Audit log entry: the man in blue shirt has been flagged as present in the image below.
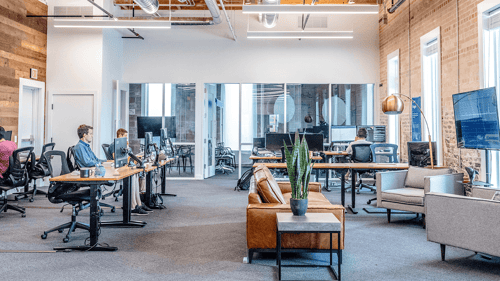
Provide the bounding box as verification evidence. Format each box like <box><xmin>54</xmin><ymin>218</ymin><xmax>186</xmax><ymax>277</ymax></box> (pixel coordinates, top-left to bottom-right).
<box><xmin>73</xmin><ymin>125</ymin><xmax>104</xmax><ymax>168</ymax></box>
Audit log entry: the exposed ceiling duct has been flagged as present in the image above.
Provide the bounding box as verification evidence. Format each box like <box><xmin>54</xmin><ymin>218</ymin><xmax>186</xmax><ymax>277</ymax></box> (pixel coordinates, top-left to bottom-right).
<box><xmin>133</xmin><ymin>0</ymin><xmax>160</xmax><ymax>14</ymax></box>
<box><xmin>387</xmin><ymin>0</ymin><xmax>406</xmax><ymax>14</ymax></box>
<box><xmin>204</xmin><ymin>0</ymin><xmax>222</xmax><ymax>24</ymax></box>
<box><xmin>261</xmin><ymin>0</ymin><xmax>279</xmax><ymax>28</ymax></box>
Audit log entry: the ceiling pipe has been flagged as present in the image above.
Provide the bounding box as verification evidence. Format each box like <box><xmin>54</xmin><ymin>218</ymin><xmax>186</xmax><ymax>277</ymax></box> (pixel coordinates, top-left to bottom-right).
<box><xmin>204</xmin><ymin>0</ymin><xmax>222</xmax><ymax>24</ymax></box>
<box><xmin>133</xmin><ymin>0</ymin><xmax>160</xmax><ymax>14</ymax></box>
<box><xmin>218</xmin><ymin>0</ymin><xmax>237</xmax><ymax>41</ymax></box>
<box><xmin>87</xmin><ymin>0</ymin><xmax>144</xmax><ymax>39</ymax></box>
<box><xmin>388</xmin><ymin>0</ymin><xmax>406</xmax><ymax>13</ymax></box>
<box><xmin>172</xmin><ymin>21</ymin><xmax>215</xmax><ymax>25</ymax></box>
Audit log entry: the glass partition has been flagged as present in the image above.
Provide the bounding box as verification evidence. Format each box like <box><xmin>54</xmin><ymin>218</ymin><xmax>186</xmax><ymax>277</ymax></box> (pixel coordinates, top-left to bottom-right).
<box><xmin>331</xmin><ymin>84</ymin><xmax>374</xmax><ymax>127</ymax></box>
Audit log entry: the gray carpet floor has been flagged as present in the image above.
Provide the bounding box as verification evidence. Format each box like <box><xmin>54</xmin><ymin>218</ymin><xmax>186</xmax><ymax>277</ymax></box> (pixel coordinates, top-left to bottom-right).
<box><xmin>0</xmin><ymin>174</ymin><xmax>499</xmax><ymax>281</ymax></box>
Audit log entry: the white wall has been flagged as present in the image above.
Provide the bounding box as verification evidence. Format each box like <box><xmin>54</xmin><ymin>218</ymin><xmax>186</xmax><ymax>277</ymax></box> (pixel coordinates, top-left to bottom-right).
<box><xmin>122</xmin><ymin>11</ymin><xmax>380</xmax><ymax>179</ymax></box>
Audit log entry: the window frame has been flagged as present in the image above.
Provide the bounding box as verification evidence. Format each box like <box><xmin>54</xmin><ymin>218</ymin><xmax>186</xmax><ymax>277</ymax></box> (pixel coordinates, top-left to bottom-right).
<box><xmin>387</xmin><ymin>49</ymin><xmax>400</xmax><ymax>148</ymax></box>
<box><xmin>420</xmin><ymin>27</ymin><xmax>443</xmax><ymax>166</ymax></box>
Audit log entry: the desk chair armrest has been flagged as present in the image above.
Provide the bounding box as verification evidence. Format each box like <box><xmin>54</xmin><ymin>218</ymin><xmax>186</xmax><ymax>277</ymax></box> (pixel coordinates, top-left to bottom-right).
<box><xmin>278</xmin><ymin>182</ymin><xmax>322</xmax><ymax>194</ymax></box>
<box><xmin>425</xmin><ymin>173</ymin><xmax>464</xmax><ymax>195</ymax></box>
<box><xmin>376</xmin><ymin>170</ymin><xmax>407</xmax><ymax>193</ymax></box>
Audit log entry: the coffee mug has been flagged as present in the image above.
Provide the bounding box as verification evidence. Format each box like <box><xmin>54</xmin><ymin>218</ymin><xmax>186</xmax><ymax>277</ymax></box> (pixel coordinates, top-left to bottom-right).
<box><xmin>80</xmin><ymin>168</ymin><xmax>94</xmax><ymax>178</ymax></box>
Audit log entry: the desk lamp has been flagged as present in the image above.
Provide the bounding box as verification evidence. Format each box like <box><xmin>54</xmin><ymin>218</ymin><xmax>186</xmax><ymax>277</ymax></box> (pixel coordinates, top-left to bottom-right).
<box><xmin>382</xmin><ymin>93</ymin><xmax>434</xmax><ymax>169</ymax></box>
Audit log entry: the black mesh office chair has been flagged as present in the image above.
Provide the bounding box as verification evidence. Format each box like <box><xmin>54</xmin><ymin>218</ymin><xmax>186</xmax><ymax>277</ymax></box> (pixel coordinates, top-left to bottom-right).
<box><xmin>0</xmin><ymin>147</ymin><xmax>34</xmax><ymax>217</ymax></box>
<box><xmin>15</xmin><ymin>143</ymin><xmax>55</xmax><ymax>202</ymax></box>
<box><xmin>41</xmin><ymin>150</ymin><xmax>91</xmax><ymax>243</ymax></box>
<box><xmin>102</xmin><ymin>144</ymin><xmax>113</xmax><ymax>161</ymax></box>
<box><xmin>366</xmin><ymin>143</ymin><xmax>399</xmax><ymax>204</ymax></box>
<box><xmin>349</xmin><ymin>143</ymin><xmax>375</xmax><ymax>193</ymax></box>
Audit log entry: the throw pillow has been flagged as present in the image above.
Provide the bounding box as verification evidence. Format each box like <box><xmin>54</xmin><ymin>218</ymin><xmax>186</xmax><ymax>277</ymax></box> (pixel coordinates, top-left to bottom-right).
<box><xmin>253</xmin><ymin>165</ymin><xmax>286</xmax><ymax>204</ymax></box>
<box><xmin>404</xmin><ymin>166</ymin><xmax>452</xmax><ymax>189</ymax></box>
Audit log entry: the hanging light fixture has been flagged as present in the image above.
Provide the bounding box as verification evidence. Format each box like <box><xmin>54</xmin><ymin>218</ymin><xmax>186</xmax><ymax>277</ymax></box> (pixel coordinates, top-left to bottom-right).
<box><xmin>133</xmin><ymin>0</ymin><xmax>160</xmax><ymax>14</ymax></box>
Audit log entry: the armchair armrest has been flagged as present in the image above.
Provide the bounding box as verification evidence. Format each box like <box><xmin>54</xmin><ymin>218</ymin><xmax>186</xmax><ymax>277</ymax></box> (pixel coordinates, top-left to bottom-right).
<box><xmin>278</xmin><ymin>182</ymin><xmax>322</xmax><ymax>194</ymax></box>
<box><xmin>376</xmin><ymin>170</ymin><xmax>407</xmax><ymax>193</ymax></box>
<box><xmin>426</xmin><ymin>192</ymin><xmax>500</xmax><ymax>258</ymax></box>
<box><xmin>425</xmin><ymin>173</ymin><xmax>464</xmax><ymax>195</ymax></box>
<box><xmin>471</xmin><ymin>186</ymin><xmax>499</xmax><ymax>199</ymax></box>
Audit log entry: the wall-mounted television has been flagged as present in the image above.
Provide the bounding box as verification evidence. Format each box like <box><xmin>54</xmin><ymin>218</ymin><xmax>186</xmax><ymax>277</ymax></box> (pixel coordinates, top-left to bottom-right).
<box><xmin>453</xmin><ymin>87</ymin><xmax>500</xmax><ymax>150</ymax></box>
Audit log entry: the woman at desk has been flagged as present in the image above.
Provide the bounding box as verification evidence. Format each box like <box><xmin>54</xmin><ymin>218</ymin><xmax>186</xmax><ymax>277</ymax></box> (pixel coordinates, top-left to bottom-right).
<box><xmin>346</xmin><ymin>128</ymin><xmax>372</xmax><ymax>154</ymax></box>
<box><xmin>0</xmin><ymin>126</ymin><xmax>17</xmax><ymax>179</ymax></box>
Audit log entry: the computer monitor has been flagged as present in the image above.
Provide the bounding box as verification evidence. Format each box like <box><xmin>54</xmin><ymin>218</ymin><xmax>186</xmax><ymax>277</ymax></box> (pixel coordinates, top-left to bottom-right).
<box><xmin>160</xmin><ymin>128</ymin><xmax>168</xmax><ymax>150</ymax></box>
<box><xmin>144</xmin><ymin>132</ymin><xmax>153</xmax><ymax>159</ymax></box>
<box><xmin>313</xmin><ymin>125</ymin><xmax>329</xmax><ymax>142</ymax></box>
<box><xmin>408</xmin><ymin>141</ymin><xmax>437</xmax><ymax>167</ymax></box>
<box><xmin>266</xmin><ymin>133</ymin><xmax>294</xmax><ymax>152</ymax></box>
<box><xmin>357</xmin><ymin>125</ymin><xmax>386</xmax><ymax>142</ymax></box>
<box><xmin>137</xmin><ymin>117</ymin><xmax>162</xmax><ymax>139</ymax></box>
<box><xmin>4</xmin><ymin>130</ymin><xmax>12</xmax><ymax>141</ymax></box>
<box><xmin>164</xmin><ymin>116</ymin><xmax>177</xmax><ymax>138</ymax></box>
<box><xmin>301</xmin><ymin>133</ymin><xmax>324</xmax><ymax>152</ymax></box>
<box><xmin>114</xmin><ymin>137</ymin><xmax>128</xmax><ymax>168</ymax></box>
<box><xmin>253</xmin><ymin>137</ymin><xmax>265</xmax><ymax>148</ymax></box>
<box><xmin>331</xmin><ymin>126</ymin><xmax>357</xmax><ymax>142</ymax></box>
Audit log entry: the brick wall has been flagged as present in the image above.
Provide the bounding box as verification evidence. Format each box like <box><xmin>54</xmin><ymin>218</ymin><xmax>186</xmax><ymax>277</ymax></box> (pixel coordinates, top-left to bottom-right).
<box><xmin>379</xmin><ymin>0</ymin><xmax>483</xmax><ymax>175</ymax></box>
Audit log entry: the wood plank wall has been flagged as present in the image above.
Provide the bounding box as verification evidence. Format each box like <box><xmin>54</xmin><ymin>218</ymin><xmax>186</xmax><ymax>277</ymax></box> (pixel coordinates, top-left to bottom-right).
<box><xmin>0</xmin><ymin>0</ymin><xmax>47</xmax><ymax>142</ymax></box>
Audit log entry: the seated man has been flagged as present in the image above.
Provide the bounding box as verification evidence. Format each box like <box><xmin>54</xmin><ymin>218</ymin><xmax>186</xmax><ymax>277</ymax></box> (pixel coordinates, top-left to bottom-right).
<box><xmin>346</xmin><ymin>127</ymin><xmax>372</xmax><ymax>155</ymax></box>
<box><xmin>0</xmin><ymin>126</ymin><xmax>17</xmax><ymax>179</ymax></box>
<box><xmin>109</xmin><ymin>128</ymin><xmax>152</xmax><ymax>215</ymax></box>
<box><xmin>73</xmin><ymin>125</ymin><xmax>105</xmax><ymax>168</ymax></box>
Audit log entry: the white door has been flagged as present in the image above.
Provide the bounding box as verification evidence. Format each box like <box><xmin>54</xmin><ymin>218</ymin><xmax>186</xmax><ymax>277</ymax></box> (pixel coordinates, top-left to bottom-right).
<box><xmin>18</xmin><ymin>85</ymin><xmax>44</xmax><ymax>155</ymax></box>
<box><xmin>51</xmin><ymin>94</ymin><xmax>94</xmax><ymax>154</ymax></box>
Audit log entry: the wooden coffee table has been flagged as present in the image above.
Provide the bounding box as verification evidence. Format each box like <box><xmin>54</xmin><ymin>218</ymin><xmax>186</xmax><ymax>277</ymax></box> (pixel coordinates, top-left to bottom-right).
<box><xmin>276</xmin><ymin>213</ymin><xmax>342</xmax><ymax>280</ymax></box>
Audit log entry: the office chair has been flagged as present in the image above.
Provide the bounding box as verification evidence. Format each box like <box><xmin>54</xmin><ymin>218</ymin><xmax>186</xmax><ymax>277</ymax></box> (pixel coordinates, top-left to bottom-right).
<box><xmin>177</xmin><ymin>145</ymin><xmax>194</xmax><ymax>174</ymax></box>
<box><xmin>348</xmin><ymin>143</ymin><xmax>375</xmax><ymax>194</ymax></box>
<box><xmin>65</xmin><ymin>146</ymin><xmax>115</xmax><ymax>213</ymax></box>
<box><xmin>41</xmin><ymin>150</ymin><xmax>91</xmax><ymax>242</ymax></box>
<box><xmin>367</xmin><ymin>143</ymin><xmax>399</xmax><ymax>204</ymax></box>
<box><xmin>0</xmin><ymin>147</ymin><xmax>34</xmax><ymax>217</ymax></box>
<box><xmin>102</xmin><ymin>143</ymin><xmax>113</xmax><ymax>161</ymax></box>
<box><xmin>15</xmin><ymin>143</ymin><xmax>55</xmax><ymax>202</ymax></box>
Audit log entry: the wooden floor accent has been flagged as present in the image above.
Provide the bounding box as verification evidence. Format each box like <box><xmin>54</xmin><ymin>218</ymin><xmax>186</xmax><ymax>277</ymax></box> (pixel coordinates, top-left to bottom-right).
<box><xmin>0</xmin><ymin>0</ymin><xmax>47</xmax><ymax>141</ymax></box>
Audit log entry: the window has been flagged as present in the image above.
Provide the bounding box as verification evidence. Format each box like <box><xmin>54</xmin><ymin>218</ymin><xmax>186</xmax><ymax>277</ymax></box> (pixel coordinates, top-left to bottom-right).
<box><xmin>421</xmin><ymin>27</ymin><xmax>442</xmax><ymax>165</ymax></box>
<box><xmin>480</xmin><ymin>3</ymin><xmax>500</xmax><ymax>185</ymax></box>
<box><xmin>387</xmin><ymin>50</ymin><xmax>400</xmax><ymax>147</ymax></box>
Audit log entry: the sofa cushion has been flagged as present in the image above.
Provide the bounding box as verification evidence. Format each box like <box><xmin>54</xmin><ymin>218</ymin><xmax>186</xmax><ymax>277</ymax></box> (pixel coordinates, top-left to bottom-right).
<box><xmin>404</xmin><ymin>166</ymin><xmax>452</xmax><ymax>189</ymax></box>
<box><xmin>253</xmin><ymin>165</ymin><xmax>286</xmax><ymax>204</ymax></box>
<box><xmin>381</xmin><ymin>188</ymin><xmax>425</xmax><ymax>206</ymax></box>
<box><xmin>283</xmin><ymin>192</ymin><xmax>331</xmax><ymax>205</ymax></box>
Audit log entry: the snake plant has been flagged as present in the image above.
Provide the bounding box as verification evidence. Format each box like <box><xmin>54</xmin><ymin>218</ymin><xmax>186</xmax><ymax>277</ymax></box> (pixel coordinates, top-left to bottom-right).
<box><xmin>283</xmin><ymin>132</ymin><xmax>314</xmax><ymax>200</ymax></box>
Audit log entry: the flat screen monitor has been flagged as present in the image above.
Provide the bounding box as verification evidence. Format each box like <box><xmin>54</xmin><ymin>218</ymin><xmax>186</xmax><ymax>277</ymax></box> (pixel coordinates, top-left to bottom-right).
<box><xmin>144</xmin><ymin>132</ymin><xmax>153</xmax><ymax>159</ymax></box>
<box><xmin>300</xmin><ymin>133</ymin><xmax>324</xmax><ymax>152</ymax></box>
<box><xmin>313</xmin><ymin>125</ymin><xmax>329</xmax><ymax>141</ymax></box>
<box><xmin>137</xmin><ymin>117</ymin><xmax>162</xmax><ymax>139</ymax></box>
<box><xmin>253</xmin><ymin>137</ymin><xmax>265</xmax><ymax>148</ymax></box>
<box><xmin>114</xmin><ymin>137</ymin><xmax>128</xmax><ymax>168</ymax></box>
<box><xmin>408</xmin><ymin>141</ymin><xmax>437</xmax><ymax>167</ymax></box>
<box><xmin>4</xmin><ymin>130</ymin><xmax>12</xmax><ymax>141</ymax></box>
<box><xmin>453</xmin><ymin>87</ymin><xmax>500</xmax><ymax>150</ymax></box>
<box><xmin>160</xmin><ymin>128</ymin><xmax>168</xmax><ymax>150</ymax></box>
<box><xmin>357</xmin><ymin>125</ymin><xmax>386</xmax><ymax>143</ymax></box>
<box><xmin>331</xmin><ymin>126</ymin><xmax>357</xmax><ymax>142</ymax></box>
<box><xmin>266</xmin><ymin>133</ymin><xmax>293</xmax><ymax>152</ymax></box>
<box><xmin>164</xmin><ymin>116</ymin><xmax>176</xmax><ymax>138</ymax></box>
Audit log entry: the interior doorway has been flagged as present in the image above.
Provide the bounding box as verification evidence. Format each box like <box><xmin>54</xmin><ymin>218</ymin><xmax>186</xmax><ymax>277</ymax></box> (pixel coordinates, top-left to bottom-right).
<box><xmin>18</xmin><ymin>78</ymin><xmax>45</xmax><ymax>155</ymax></box>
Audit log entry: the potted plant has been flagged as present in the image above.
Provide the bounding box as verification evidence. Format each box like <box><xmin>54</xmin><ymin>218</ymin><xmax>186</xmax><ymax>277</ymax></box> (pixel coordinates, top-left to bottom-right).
<box><xmin>283</xmin><ymin>133</ymin><xmax>314</xmax><ymax>216</ymax></box>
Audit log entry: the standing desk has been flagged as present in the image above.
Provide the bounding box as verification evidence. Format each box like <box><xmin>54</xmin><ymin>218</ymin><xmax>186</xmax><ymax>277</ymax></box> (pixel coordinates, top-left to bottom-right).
<box><xmin>50</xmin><ymin>165</ymin><xmax>145</xmax><ymax>251</ymax></box>
<box><xmin>321</xmin><ymin>151</ymin><xmax>349</xmax><ymax>192</ymax></box>
<box><xmin>252</xmin><ymin>162</ymin><xmax>409</xmax><ymax>214</ymax></box>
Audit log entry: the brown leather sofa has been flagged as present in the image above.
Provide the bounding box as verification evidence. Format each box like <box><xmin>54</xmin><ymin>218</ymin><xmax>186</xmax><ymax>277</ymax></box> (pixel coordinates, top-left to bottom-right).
<box><xmin>246</xmin><ymin>166</ymin><xmax>345</xmax><ymax>263</ymax></box>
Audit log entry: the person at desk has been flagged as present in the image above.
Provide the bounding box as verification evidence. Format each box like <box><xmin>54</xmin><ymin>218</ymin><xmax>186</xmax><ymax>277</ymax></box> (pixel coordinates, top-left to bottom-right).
<box><xmin>346</xmin><ymin>127</ymin><xmax>372</xmax><ymax>155</ymax></box>
<box><xmin>109</xmin><ymin>128</ymin><xmax>152</xmax><ymax>215</ymax></box>
<box><xmin>0</xmin><ymin>126</ymin><xmax>17</xmax><ymax>178</ymax></box>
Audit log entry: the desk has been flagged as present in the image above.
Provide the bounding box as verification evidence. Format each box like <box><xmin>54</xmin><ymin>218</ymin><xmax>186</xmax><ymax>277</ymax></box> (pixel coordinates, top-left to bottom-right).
<box><xmin>250</xmin><ymin>155</ymin><xmax>323</xmax><ymax>164</ymax></box>
<box><xmin>252</xmin><ymin>163</ymin><xmax>409</xmax><ymax>214</ymax></box>
<box><xmin>50</xmin><ymin>165</ymin><xmax>145</xmax><ymax>251</ymax></box>
<box><xmin>144</xmin><ymin>158</ymin><xmax>176</xmax><ymax>208</ymax></box>
<box><xmin>321</xmin><ymin>151</ymin><xmax>349</xmax><ymax>192</ymax></box>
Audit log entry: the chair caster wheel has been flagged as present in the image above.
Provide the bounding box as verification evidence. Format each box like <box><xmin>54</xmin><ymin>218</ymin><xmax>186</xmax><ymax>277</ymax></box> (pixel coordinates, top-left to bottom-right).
<box><xmin>41</xmin><ymin>234</ymin><xmax>47</xmax><ymax>239</ymax></box>
<box><xmin>22</xmin><ymin>214</ymin><xmax>26</xmax><ymax>217</ymax></box>
<box><xmin>58</xmin><ymin>229</ymin><xmax>64</xmax><ymax>233</ymax></box>
<box><xmin>115</xmin><ymin>198</ymin><xmax>119</xmax><ymax>202</ymax></box>
<box><xmin>63</xmin><ymin>237</ymin><xmax>69</xmax><ymax>243</ymax></box>
<box><xmin>29</xmin><ymin>198</ymin><xmax>34</xmax><ymax>202</ymax></box>
<box><xmin>111</xmin><ymin>207</ymin><xmax>116</xmax><ymax>213</ymax></box>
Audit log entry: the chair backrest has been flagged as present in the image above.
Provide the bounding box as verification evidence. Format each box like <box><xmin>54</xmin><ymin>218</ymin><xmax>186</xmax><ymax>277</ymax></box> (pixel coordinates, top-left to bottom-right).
<box><xmin>370</xmin><ymin>143</ymin><xmax>399</xmax><ymax>163</ymax></box>
<box><xmin>38</xmin><ymin>143</ymin><xmax>55</xmax><ymax>164</ymax></box>
<box><xmin>351</xmin><ymin>143</ymin><xmax>373</xmax><ymax>163</ymax></box>
<box><xmin>3</xmin><ymin>147</ymin><xmax>34</xmax><ymax>187</ymax></box>
<box><xmin>45</xmin><ymin>150</ymin><xmax>70</xmax><ymax>177</ymax></box>
<box><xmin>66</xmin><ymin>146</ymin><xmax>80</xmax><ymax>172</ymax></box>
<box><xmin>102</xmin><ymin>143</ymin><xmax>113</xmax><ymax>161</ymax></box>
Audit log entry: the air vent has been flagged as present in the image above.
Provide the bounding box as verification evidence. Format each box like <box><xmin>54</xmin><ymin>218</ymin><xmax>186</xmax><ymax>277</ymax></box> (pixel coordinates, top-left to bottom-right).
<box><xmin>54</xmin><ymin>6</ymin><xmax>93</xmax><ymax>19</ymax></box>
<box><xmin>298</xmin><ymin>16</ymin><xmax>327</xmax><ymax>28</ymax></box>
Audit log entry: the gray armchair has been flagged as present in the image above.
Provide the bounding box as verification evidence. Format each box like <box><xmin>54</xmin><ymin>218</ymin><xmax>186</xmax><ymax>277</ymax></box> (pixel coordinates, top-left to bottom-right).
<box><xmin>426</xmin><ymin>186</ymin><xmax>500</xmax><ymax>260</ymax></box>
<box><xmin>376</xmin><ymin>166</ymin><xmax>463</xmax><ymax>223</ymax></box>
